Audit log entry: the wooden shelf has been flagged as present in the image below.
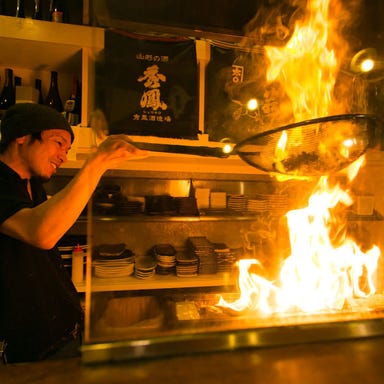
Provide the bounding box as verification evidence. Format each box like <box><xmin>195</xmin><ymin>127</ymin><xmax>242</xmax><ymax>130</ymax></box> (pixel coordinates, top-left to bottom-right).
<box><xmin>0</xmin><ymin>16</ymin><xmax>104</xmax><ymax>73</ymax></box>
<box><xmin>75</xmin><ymin>272</ymin><xmax>236</xmax><ymax>292</ymax></box>
<box><xmin>0</xmin><ymin>16</ymin><xmax>104</xmax><ymax>127</ymax></box>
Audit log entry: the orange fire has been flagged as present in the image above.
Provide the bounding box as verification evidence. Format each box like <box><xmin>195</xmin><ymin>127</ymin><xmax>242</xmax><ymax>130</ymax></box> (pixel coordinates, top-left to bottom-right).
<box><xmin>265</xmin><ymin>0</ymin><xmax>339</xmax><ymax>121</ymax></box>
<box><xmin>267</xmin><ymin>0</ymin><xmax>345</xmax><ymax>174</ymax></box>
<box><xmin>217</xmin><ymin>0</ymin><xmax>381</xmax><ymax>314</ymax></box>
<box><xmin>218</xmin><ymin>168</ymin><xmax>380</xmax><ymax>314</ymax></box>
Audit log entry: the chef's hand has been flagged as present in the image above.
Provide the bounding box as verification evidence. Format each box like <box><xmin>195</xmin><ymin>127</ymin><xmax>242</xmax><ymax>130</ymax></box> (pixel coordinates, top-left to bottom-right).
<box><xmin>91</xmin><ymin>134</ymin><xmax>147</xmax><ymax>170</ymax></box>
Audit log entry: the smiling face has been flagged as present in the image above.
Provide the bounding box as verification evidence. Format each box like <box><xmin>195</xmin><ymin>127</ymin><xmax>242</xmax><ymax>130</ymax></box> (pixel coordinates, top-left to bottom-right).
<box><xmin>19</xmin><ymin>129</ymin><xmax>72</xmax><ymax>181</ymax></box>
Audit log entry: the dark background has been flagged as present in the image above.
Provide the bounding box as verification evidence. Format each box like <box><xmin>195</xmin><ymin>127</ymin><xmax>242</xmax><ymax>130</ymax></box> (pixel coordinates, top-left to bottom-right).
<box><xmin>90</xmin><ymin>0</ymin><xmax>384</xmax><ymax>51</ymax></box>
<box><xmin>1</xmin><ymin>1</ymin><xmax>383</xmax><ymax>51</ymax></box>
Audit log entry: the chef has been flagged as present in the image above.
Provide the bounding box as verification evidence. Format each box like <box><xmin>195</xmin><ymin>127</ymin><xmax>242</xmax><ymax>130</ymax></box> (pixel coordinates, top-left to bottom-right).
<box><xmin>0</xmin><ymin>103</ymin><xmax>145</xmax><ymax>363</ymax></box>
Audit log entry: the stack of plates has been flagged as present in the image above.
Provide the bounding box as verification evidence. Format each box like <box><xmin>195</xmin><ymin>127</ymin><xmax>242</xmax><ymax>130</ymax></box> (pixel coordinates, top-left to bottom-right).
<box><xmin>176</xmin><ymin>249</ymin><xmax>199</xmax><ymax>277</ymax></box>
<box><xmin>153</xmin><ymin>244</ymin><xmax>177</xmax><ymax>275</ymax></box>
<box><xmin>227</xmin><ymin>194</ymin><xmax>248</xmax><ymax>213</ymax></box>
<box><xmin>187</xmin><ymin>236</ymin><xmax>217</xmax><ymax>275</ymax></box>
<box><xmin>134</xmin><ymin>256</ymin><xmax>157</xmax><ymax>279</ymax></box>
<box><xmin>93</xmin><ymin>259</ymin><xmax>135</xmax><ymax>278</ymax></box>
<box><xmin>213</xmin><ymin>243</ymin><xmax>237</xmax><ymax>272</ymax></box>
<box><xmin>116</xmin><ymin>200</ymin><xmax>144</xmax><ymax>215</ymax></box>
<box><xmin>255</xmin><ymin>193</ymin><xmax>289</xmax><ymax>215</ymax></box>
<box><xmin>247</xmin><ymin>199</ymin><xmax>268</xmax><ymax>214</ymax></box>
<box><xmin>93</xmin><ymin>243</ymin><xmax>135</xmax><ymax>279</ymax></box>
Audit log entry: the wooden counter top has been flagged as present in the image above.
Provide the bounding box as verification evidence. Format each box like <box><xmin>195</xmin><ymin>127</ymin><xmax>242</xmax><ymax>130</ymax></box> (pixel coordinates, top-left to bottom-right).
<box><xmin>1</xmin><ymin>337</ymin><xmax>384</xmax><ymax>383</ymax></box>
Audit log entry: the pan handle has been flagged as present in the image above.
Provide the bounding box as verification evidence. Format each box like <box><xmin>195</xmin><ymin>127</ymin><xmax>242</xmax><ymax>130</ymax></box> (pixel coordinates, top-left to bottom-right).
<box><xmin>131</xmin><ymin>141</ymin><xmax>230</xmax><ymax>158</ymax></box>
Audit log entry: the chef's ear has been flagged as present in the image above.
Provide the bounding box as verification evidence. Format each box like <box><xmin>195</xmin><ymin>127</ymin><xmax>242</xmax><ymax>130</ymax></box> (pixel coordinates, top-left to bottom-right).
<box><xmin>15</xmin><ymin>135</ymin><xmax>29</xmax><ymax>144</ymax></box>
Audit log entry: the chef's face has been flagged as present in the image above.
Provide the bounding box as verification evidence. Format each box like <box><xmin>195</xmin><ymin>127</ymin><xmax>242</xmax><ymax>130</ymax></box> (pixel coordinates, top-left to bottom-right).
<box><xmin>23</xmin><ymin>129</ymin><xmax>72</xmax><ymax>180</ymax></box>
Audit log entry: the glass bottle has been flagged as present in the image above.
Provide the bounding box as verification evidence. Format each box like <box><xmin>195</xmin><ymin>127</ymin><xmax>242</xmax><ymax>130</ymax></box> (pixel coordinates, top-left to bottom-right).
<box><xmin>64</xmin><ymin>75</ymin><xmax>81</xmax><ymax>125</ymax></box>
<box><xmin>45</xmin><ymin>71</ymin><xmax>63</xmax><ymax>112</ymax></box>
<box><xmin>15</xmin><ymin>0</ymin><xmax>24</xmax><ymax>17</ymax></box>
<box><xmin>32</xmin><ymin>0</ymin><xmax>42</xmax><ymax>20</ymax></box>
<box><xmin>35</xmin><ymin>78</ymin><xmax>44</xmax><ymax>104</ymax></box>
<box><xmin>0</xmin><ymin>68</ymin><xmax>15</xmax><ymax>118</ymax></box>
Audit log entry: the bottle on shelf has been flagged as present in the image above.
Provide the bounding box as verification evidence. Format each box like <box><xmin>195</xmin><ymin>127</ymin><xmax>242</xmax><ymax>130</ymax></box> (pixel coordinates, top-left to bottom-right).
<box><xmin>35</xmin><ymin>78</ymin><xmax>44</xmax><ymax>104</ymax></box>
<box><xmin>49</xmin><ymin>0</ymin><xmax>65</xmax><ymax>23</ymax></box>
<box><xmin>45</xmin><ymin>71</ymin><xmax>63</xmax><ymax>112</ymax></box>
<box><xmin>64</xmin><ymin>75</ymin><xmax>81</xmax><ymax>125</ymax></box>
<box><xmin>32</xmin><ymin>0</ymin><xmax>42</xmax><ymax>20</ymax></box>
<box><xmin>0</xmin><ymin>68</ymin><xmax>15</xmax><ymax>118</ymax></box>
<box><xmin>71</xmin><ymin>244</ymin><xmax>84</xmax><ymax>284</ymax></box>
<box><xmin>15</xmin><ymin>0</ymin><xmax>24</xmax><ymax>17</ymax></box>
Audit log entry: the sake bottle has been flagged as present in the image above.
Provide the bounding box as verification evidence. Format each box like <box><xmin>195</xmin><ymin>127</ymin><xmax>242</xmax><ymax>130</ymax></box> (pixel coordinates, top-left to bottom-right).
<box><xmin>64</xmin><ymin>75</ymin><xmax>81</xmax><ymax>125</ymax></box>
<box><xmin>45</xmin><ymin>71</ymin><xmax>63</xmax><ymax>112</ymax></box>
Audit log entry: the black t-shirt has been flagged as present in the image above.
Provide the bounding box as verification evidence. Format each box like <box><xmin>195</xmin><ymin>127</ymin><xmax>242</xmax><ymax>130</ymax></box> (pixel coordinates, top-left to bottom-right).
<box><xmin>0</xmin><ymin>161</ymin><xmax>83</xmax><ymax>363</ymax></box>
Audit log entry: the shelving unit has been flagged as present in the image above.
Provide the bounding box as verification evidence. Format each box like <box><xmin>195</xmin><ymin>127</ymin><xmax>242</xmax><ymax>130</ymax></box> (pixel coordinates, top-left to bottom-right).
<box><xmin>75</xmin><ymin>272</ymin><xmax>236</xmax><ymax>293</ymax></box>
<box><xmin>0</xmin><ymin>15</ymin><xmax>104</xmax><ymax>127</ymax></box>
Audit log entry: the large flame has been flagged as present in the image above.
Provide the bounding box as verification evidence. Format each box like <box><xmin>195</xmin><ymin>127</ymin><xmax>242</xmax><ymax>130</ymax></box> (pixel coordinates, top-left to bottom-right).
<box><xmin>265</xmin><ymin>0</ymin><xmax>339</xmax><ymax>121</ymax></box>
<box><xmin>265</xmin><ymin>0</ymin><xmax>356</xmax><ymax>177</ymax></box>
<box><xmin>218</xmin><ymin>0</ymin><xmax>381</xmax><ymax>315</ymax></box>
<box><xmin>218</xmin><ymin>173</ymin><xmax>380</xmax><ymax>314</ymax></box>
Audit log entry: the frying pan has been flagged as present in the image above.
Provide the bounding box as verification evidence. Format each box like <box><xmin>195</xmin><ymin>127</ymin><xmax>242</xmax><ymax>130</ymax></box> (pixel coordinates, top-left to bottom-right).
<box><xmin>93</xmin><ymin>112</ymin><xmax>383</xmax><ymax>176</ymax></box>
<box><xmin>129</xmin><ymin>114</ymin><xmax>383</xmax><ymax>176</ymax></box>
<box><xmin>229</xmin><ymin>113</ymin><xmax>383</xmax><ymax>176</ymax></box>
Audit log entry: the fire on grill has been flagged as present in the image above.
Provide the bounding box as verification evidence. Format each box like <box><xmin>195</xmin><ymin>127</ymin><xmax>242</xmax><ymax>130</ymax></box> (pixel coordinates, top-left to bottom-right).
<box><xmin>192</xmin><ymin>0</ymin><xmax>384</xmax><ymax>324</ymax></box>
<box><xmin>217</xmin><ymin>0</ymin><xmax>380</xmax><ymax>315</ymax></box>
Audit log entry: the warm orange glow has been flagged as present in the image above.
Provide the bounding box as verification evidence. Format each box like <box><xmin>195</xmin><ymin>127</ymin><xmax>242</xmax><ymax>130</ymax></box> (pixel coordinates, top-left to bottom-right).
<box><xmin>218</xmin><ymin>175</ymin><xmax>380</xmax><ymax>314</ymax></box>
<box><xmin>247</xmin><ymin>98</ymin><xmax>259</xmax><ymax>111</ymax></box>
<box><xmin>217</xmin><ymin>0</ymin><xmax>381</xmax><ymax>315</ymax></box>
<box><xmin>266</xmin><ymin>0</ymin><xmax>344</xmax><ymax>174</ymax></box>
<box><xmin>265</xmin><ymin>0</ymin><xmax>339</xmax><ymax>121</ymax></box>
<box><xmin>275</xmin><ymin>130</ymin><xmax>288</xmax><ymax>162</ymax></box>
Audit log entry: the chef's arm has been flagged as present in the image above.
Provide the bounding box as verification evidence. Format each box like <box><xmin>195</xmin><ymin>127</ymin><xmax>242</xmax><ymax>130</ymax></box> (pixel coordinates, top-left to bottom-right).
<box><xmin>0</xmin><ymin>135</ymin><xmax>146</xmax><ymax>249</ymax></box>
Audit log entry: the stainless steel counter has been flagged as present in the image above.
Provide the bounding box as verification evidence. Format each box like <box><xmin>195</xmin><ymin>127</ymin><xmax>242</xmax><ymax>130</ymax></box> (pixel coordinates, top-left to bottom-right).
<box><xmin>1</xmin><ymin>337</ymin><xmax>384</xmax><ymax>384</ymax></box>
